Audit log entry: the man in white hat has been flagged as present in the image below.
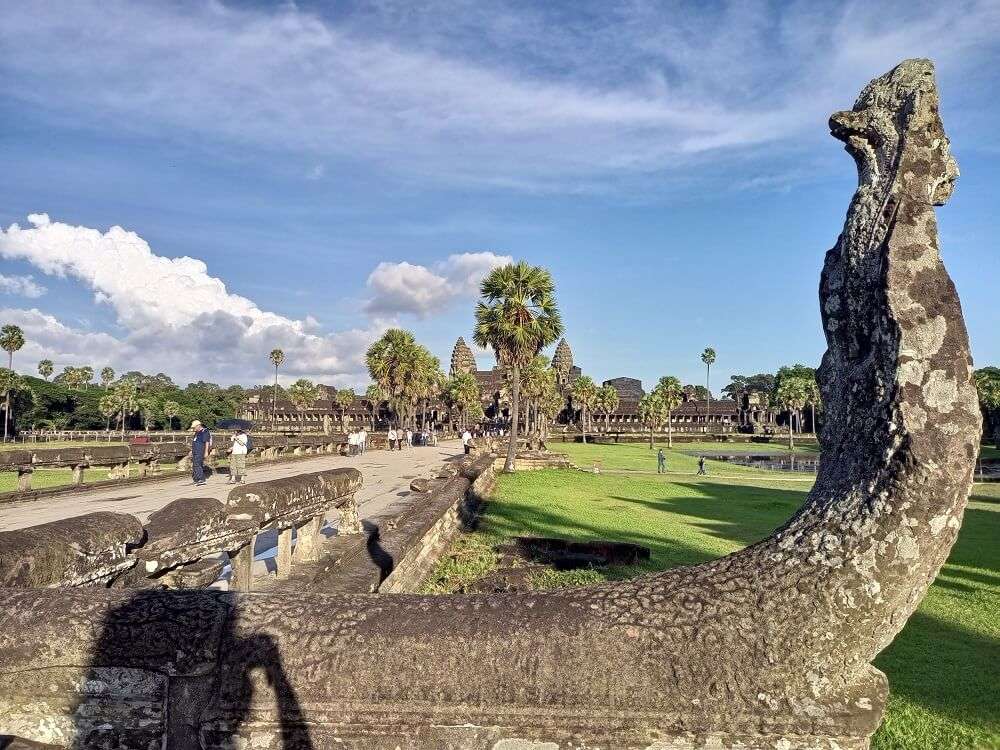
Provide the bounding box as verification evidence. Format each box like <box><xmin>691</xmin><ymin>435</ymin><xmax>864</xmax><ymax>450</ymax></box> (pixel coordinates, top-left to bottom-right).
<box><xmin>190</xmin><ymin>420</ymin><xmax>213</xmax><ymax>485</ymax></box>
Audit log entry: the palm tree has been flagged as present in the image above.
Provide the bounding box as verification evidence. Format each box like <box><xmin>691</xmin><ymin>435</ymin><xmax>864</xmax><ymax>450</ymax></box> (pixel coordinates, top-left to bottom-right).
<box><xmin>135</xmin><ymin>396</ymin><xmax>159</xmax><ymax>431</ymax></box>
<box><xmin>473</xmin><ymin>262</ymin><xmax>562</xmax><ymax>472</ymax></box>
<box><xmin>974</xmin><ymin>367</ymin><xmax>1000</xmax><ymax>448</ymax></box>
<box><xmin>100</xmin><ymin>366</ymin><xmax>115</xmax><ymax>389</ymax></box>
<box><xmin>287</xmin><ymin>378</ymin><xmax>319</xmax><ymax>431</ymax></box>
<box><xmin>99</xmin><ymin>393</ymin><xmax>118</xmax><ymax>432</ymax></box>
<box><xmin>520</xmin><ymin>355</ymin><xmax>551</xmax><ymax>436</ymax></box>
<box><xmin>654</xmin><ymin>376</ymin><xmax>683</xmax><ymax>448</ymax></box>
<box><xmin>443</xmin><ymin>372</ymin><xmax>481</xmax><ymax>431</ymax></box>
<box><xmin>37</xmin><ymin>359</ymin><xmax>53</xmax><ymax>381</ymax></box>
<box><xmin>79</xmin><ymin>366</ymin><xmax>94</xmax><ymax>388</ymax></box>
<box><xmin>700</xmin><ymin>347</ymin><xmax>716</xmax><ymax>429</ymax></box>
<box><xmin>638</xmin><ymin>391</ymin><xmax>666</xmax><ymax>449</ymax></box>
<box><xmin>538</xmin><ymin>377</ymin><xmax>565</xmax><ymax>443</ymax></box>
<box><xmin>1</xmin><ymin>324</ymin><xmax>25</xmax><ymax>441</ymax></box>
<box><xmin>775</xmin><ymin>376</ymin><xmax>809</xmax><ymax>450</ymax></box>
<box><xmin>268</xmin><ymin>348</ymin><xmax>285</xmax><ymax>428</ymax></box>
<box><xmin>163</xmin><ymin>400</ymin><xmax>180</xmax><ymax>432</ymax></box>
<box><xmin>364</xmin><ymin>383</ymin><xmax>384</xmax><ymax>430</ymax></box>
<box><xmin>596</xmin><ymin>384</ymin><xmax>620</xmax><ymax>434</ymax></box>
<box><xmin>109</xmin><ymin>378</ymin><xmax>139</xmax><ymax>438</ymax></box>
<box><xmin>366</xmin><ymin>329</ymin><xmax>424</xmax><ymax>429</ymax></box>
<box><xmin>571</xmin><ymin>376</ymin><xmax>598</xmax><ymax>444</ymax></box>
<box><xmin>335</xmin><ymin>388</ymin><xmax>356</xmax><ymax>430</ymax></box>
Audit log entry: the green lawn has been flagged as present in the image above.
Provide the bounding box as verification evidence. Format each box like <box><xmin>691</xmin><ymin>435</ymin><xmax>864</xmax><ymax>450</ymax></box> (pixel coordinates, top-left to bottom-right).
<box><xmin>426</xmin><ymin>446</ymin><xmax>999</xmax><ymax>749</ymax></box>
<box><xmin>0</xmin><ymin>463</ymin><xmax>185</xmax><ymax>492</ymax></box>
<box><xmin>0</xmin><ymin>440</ymin><xmax>127</xmax><ymax>451</ymax></box>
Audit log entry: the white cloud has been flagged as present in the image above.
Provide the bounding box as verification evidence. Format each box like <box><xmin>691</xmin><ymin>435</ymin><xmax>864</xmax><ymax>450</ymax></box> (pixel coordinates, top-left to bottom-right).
<box><xmin>1</xmin><ymin>1</ymin><xmax>996</xmax><ymax>191</ymax></box>
<box><xmin>0</xmin><ymin>215</ymin><xmax>384</xmax><ymax>386</ymax></box>
<box><xmin>365</xmin><ymin>251</ymin><xmax>512</xmax><ymax>317</ymax></box>
<box><xmin>0</xmin><ymin>273</ymin><xmax>46</xmax><ymax>298</ymax></box>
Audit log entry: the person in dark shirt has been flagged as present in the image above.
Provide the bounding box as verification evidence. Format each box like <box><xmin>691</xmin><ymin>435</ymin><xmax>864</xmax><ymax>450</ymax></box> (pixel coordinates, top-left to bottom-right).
<box><xmin>190</xmin><ymin>420</ymin><xmax>213</xmax><ymax>486</ymax></box>
<box><xmin>657</xmin><ymin>448</ymin><xmax>666</xmax><ymax>474</ymax></box>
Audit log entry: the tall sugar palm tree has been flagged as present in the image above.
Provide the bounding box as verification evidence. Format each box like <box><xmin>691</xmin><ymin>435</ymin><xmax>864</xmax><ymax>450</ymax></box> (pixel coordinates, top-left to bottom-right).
<box><xmin>100</xmin><ymin>366</ymin><xmax>115</xmax><ymax>389</ymax></box>
<box><xmin>364</xmin><ymin>383</ymin><xmax>384</xmax><ymax>430</ymax></box>
<box><xmin>571</xmin><ymin>376</ymin><xmax>598</xmax><ymax>444</ymax></box>
<box><xmin>701</xmin><ymin>347</ymin><xmax>716</xmax><ymax>429</ymax></box>
<box><xmin>638</xmin><ymin>391</ymin><xmax>666</xmax><ymax>450</ymax></box>
<box><xmin>366</xmin><ymin>329</ymin><xmax>422</xmax><ymax>429</ymax></box>
<box><xmin>975</xmin><ymin>367</ymin><xmax>1000</xmax><ymax>447</ymax></box>
<box><xmin>775</xmin><ymin>376</ymin><xmax>809</xmax><ymax>451</ymax></box>
<box><xmin>37</xmin><ymin>359</ymin><xmax>53</xmax><ymax>381</ymax></box>
<box><xmin>162</xmin><ymin>400</ymin><xmax>180</xmax><ymax>432</ymax></box>
<box><xmin>1</xmin><ymin>324</ymin><xmax>25</xmax><ymax>441</ymax></box>
<box><xmin>335</xmin><ymin>388</ymin><xmax>356</xmax><ymax>430</ymax></box>
<box><xmin>596</xmin><ymin>384</ymin><xmax>619</xmax><ymax>434</ymax></box>
<box><xmin>268</xmin><ymin>348</ymin><xmax>285</xmax><ymax>428</ymax></box>
<box><xmin>474</xmin><ymin>262</ymin><xmax>562</xmax><ymax>472</ymax></box>
<box><xmin>654</xmin><ymin>375</ymin><xmax>683</xmax><ymax>448</ymax></box>
<box><xmin>287</xmin><ymin>378</ymin><xmax>320</xmax><ymax>431</ymax></box>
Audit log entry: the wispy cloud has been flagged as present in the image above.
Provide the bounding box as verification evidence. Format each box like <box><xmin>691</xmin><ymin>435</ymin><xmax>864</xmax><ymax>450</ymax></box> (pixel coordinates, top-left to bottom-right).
<box><xmin>2</xmin><ymin>0</ymin><xmax>997</xmax><ymax>192</ymax></box>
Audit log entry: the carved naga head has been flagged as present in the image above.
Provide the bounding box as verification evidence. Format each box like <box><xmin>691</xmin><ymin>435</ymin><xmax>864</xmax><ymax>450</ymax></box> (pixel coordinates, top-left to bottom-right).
<box><xmin>829</xmin><ymin>58</ymin><xmax>958</xmax><ymax>207</ymax></box>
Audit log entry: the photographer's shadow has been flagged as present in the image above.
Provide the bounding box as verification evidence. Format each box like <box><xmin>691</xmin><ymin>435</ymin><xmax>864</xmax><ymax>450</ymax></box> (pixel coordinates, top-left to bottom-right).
<box><xmin>72</xmin><ymin>589</ymin><xmax>314</xmax><ymax>749</ymax></box>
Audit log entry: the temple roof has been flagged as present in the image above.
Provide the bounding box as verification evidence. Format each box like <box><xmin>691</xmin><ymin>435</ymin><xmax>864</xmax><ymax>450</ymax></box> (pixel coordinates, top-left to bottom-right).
<box><xmin>552</xmin><ymin>338</ymin><xmax>574</xmax><ymax>373</ymax></box>
<box><xmin>450</xmin><ymin>336</ymin><xmax>478</xmax><ymax>377</ymax></box>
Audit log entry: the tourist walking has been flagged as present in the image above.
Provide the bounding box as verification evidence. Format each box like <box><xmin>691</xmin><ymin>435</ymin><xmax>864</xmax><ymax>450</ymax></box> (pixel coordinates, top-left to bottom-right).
<box><xmin>348</xmin><ymin>429</ymin><xmax>358</xmax><ymax>456</ymax></box>
<box><xmin>387</xmin><ymin>426</ymin><xmax>397</xmax><ymax>451</ymax></box>
<box><xmin>462</xmin><ymin>429</ymin><xmax>472</xmax><ymax>455</ymax></box>
<box><xmin>229</xmin><ymin>428</ymin><xmax>249</xmax><ymax>484</ymax></box>
<box><xmin>405</xmin><ymin>428</ymin><xmax>413</xmax><ymax>449</ymax></box>
<box><xmin>697</xmin><ymin>456</ymin><xmax>707</xmax><ymax>476</ymax></box>
<box><xmin>359</xmin><ymin>427</ymin><xmax>367</xmax><ymax>454</ymax></box>
<box><xmin>657</xmin><ymin>448</ymin><xmax>666</xmax><ymax>474</ymax></box>
<box><xmin>190</xmin><ymin>420</ymin><xmax>212</xmax><ymax>486</ymax></box>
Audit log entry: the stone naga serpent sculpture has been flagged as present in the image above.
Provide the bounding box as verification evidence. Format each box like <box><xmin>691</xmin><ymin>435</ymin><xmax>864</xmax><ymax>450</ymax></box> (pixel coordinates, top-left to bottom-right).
<box><xmin>0</xmin><ymin>59</ymin><xmax>980</xmax><ymax>749</ymax></box>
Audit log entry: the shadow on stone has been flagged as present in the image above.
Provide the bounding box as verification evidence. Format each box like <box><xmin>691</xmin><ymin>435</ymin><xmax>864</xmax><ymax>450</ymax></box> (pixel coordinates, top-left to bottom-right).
<box><xmin>68</xmin><ymin>590</ymin><xmax>314</xmax><ymax>749</ymax></box>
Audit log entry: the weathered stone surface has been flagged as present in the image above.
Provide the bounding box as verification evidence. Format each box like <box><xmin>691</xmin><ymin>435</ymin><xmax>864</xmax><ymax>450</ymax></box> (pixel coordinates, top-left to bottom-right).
<box><xmin>225</xmin><ymin>468</ymin><xmax>362</xmax><ymax>529</ymax></box>
<box><xmin>132</xmin><ymin>497</ymin><xmax>242</xmax><ymax>579</ymax></box>
<box><xmin>0</xmin><ymin>512</ymin><xmax>143</xmax><ymax>587</ymax></box>
<box><xmin>0</xmin><ymin>59</ymin><xmax>980</xmax><ymax>749</ymax></box>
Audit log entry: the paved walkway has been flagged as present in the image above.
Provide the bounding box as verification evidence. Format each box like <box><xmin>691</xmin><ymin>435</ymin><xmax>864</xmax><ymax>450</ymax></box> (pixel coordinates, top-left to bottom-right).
<box><xmin>0</xmin><ymin>443</ymin><xmax>462</xmax><ymax>532</ymax></box>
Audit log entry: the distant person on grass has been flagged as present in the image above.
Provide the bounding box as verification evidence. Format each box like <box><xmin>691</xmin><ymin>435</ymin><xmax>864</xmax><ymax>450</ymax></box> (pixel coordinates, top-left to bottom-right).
<box><xmin>697</xmin><ymin>456</ymin><xmax>707</xmax><ymax>476</ymax></box>
<box><xmin>229</xmin><ymin>427</ymin><xmax>249</xmax><ymax>484</ymax></box>
<box><xmin>657</xmin><ymin>448</ymin><xmax>666</xmax><ymax>474</ymax></box>
<box><xmin>190</xmin><ymin>420</ymin><xmax>212</xmax><ymax>486</ymax></box>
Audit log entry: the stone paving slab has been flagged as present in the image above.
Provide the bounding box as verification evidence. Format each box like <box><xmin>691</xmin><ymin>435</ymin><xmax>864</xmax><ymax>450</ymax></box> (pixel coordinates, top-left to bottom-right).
<box><xmin>0</xmin><ymin>443</ymin><xmax>460</xmax><ymax>533</ymax></box>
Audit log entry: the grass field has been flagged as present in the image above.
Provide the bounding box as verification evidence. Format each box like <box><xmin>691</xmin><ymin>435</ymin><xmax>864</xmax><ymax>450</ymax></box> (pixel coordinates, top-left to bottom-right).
<box><xmin>425</xmin><ymin>443</ymin><xmax>999</xmax><ymax>749</ymax></box>
<box><xmin>0</xmin><ymin>440</ymin><xmax>128</xmax><ymax>451</ymax></box>
<box><xmin>0</xmin><ymin>463</ymin><xmax>185</xmax><ymax>493</ymax></box>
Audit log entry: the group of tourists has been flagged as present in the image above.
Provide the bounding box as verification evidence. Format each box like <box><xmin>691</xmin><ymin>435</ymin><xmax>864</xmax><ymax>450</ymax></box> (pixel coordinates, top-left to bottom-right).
<box><xmin>189</xmin><ymin>420</ymin><xmax>251</xmax><ymax>486</ymax></box>
<box><xmin>384</xmin><ymin>426</ymin><xmax>437</xmax><ymax>451</ymax></box>
<box><xmin>346</xmin><ymin>428</ymin><xmax>368</xmax><ymax>456</ymax></box>
<box><xmin>655</xmin><ymin>448</ymin><xmax>707</xmax><ymax>476</ymax></box>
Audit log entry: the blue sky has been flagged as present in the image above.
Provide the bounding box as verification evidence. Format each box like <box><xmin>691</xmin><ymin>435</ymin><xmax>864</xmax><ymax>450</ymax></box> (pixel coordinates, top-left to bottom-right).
<box><xmin>1</xmin><ymin>0</ymin><xmax>998</xmax><ymax>391</ymax></box>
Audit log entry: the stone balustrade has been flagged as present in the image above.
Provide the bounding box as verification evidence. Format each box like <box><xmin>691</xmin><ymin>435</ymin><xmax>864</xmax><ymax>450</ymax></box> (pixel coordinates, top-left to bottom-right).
<box><xmin>0</xmin><ymin>467</ymin><xmax>363</xmax><ymax>592</ymax></box>
<box><xmin>0</xmin><ymin>433</ymin><xmax>385</xmax><ymax>496</ymax></box>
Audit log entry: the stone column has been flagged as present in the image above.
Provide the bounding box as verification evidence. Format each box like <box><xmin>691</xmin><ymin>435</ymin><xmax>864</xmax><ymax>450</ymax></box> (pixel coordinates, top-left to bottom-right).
<box><xmin>293</xmin><ymin>516</ymin><xmax>324</xmax><ymax>563</ymax></box>
<box><xmin>229</xmin><ymin>536</ymin><xmax>256</xmax><ymax>592</ymax></box>
<box><xmin>17</xmin><ymin>466</ymin><xmax>33</xmax><ymax>492</ymax></box>
<box><xmin>276</xmin><ymin>526</ymin><xmax>294</xmax><ymax>579</ymax></box>
<box><xmin>338</xmin><ymin>494</ymin><xmax>363</xmax><ymax>535</ymax></box>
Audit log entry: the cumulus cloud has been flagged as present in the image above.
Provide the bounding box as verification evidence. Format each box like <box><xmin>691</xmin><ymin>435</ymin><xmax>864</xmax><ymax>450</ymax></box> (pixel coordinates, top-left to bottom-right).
<box><xmin>0</xmin><ymin>215</ymin><xmax>384</xmax><ymax>385</ymax></box>
<box><xmin>365</xmin><ymin>252</ymin><xmax>512</xmax><ymax>317</ymax></box>
<box><xmin>0</xmin><ymin>273</ymin><xmax>46</xmax><ymax>298</ymax></box>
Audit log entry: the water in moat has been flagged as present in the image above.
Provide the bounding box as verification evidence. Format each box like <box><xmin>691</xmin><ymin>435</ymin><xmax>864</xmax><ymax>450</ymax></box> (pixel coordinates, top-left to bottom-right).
<box><xmin>683</xmin><ymin>451</ymin><xmax>1000</xmax><ymax>479</ymax></box>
